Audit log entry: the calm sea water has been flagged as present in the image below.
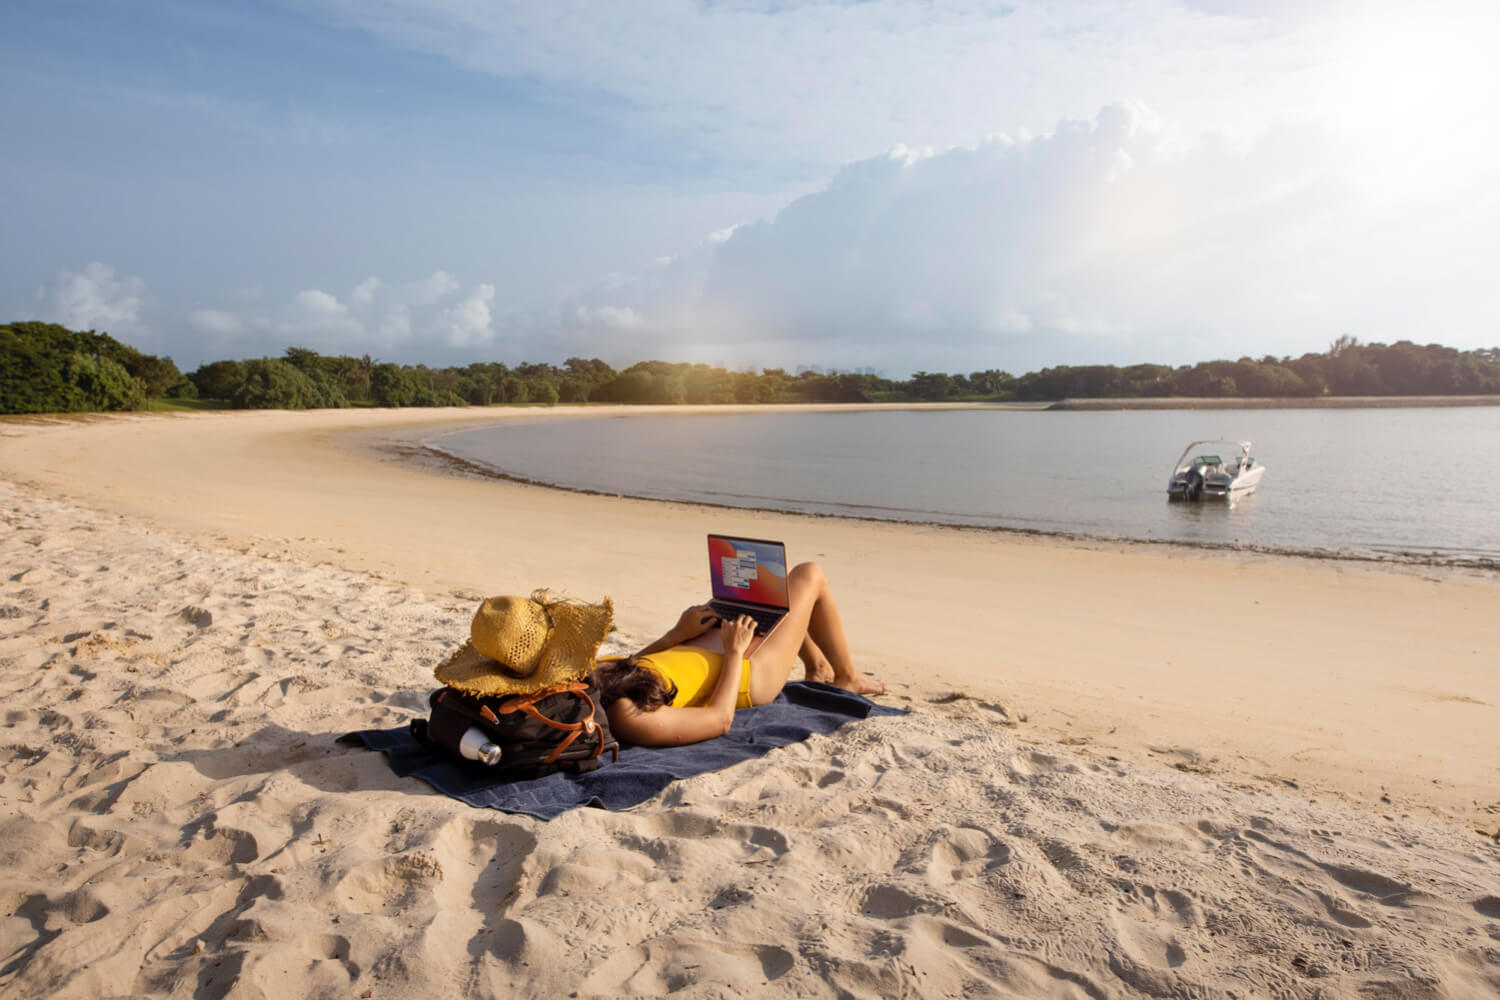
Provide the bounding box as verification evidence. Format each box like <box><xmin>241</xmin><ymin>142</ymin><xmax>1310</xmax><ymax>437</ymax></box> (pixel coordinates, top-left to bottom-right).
<box><xmin>434</xmin><ymin>408</ymin><xmax>1500</xmax><ymax>566</ymax></box>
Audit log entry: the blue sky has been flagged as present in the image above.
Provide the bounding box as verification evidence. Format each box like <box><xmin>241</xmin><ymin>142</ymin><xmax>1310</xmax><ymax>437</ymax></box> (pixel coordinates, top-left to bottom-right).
<box><xmin>4</xmin><ymin>0</ymin><xmax>1498</xmax><ymax>375</ymax></box>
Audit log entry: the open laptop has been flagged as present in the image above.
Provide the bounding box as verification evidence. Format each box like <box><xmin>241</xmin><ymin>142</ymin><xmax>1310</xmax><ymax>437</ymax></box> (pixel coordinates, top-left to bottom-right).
<box><xmin>706</xmin><ymin>534</ymin><xmax>790</xmax><ymax>636</ymax></box>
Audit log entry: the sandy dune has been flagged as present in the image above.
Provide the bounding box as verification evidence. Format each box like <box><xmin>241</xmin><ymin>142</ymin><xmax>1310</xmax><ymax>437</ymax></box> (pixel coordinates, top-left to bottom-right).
<box><xmin>1</xmin><ymin>409</ymin><xmax>1498</xmax><ymax>998</ymax></box>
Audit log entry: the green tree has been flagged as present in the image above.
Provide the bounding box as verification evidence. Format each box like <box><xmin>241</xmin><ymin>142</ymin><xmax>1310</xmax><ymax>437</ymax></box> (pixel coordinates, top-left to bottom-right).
<box><xmin>1172</xmin><ymin>364</ymin><xmax>1239</xmax><ymax>397</ymax></box>
<box><xmin>334</xmin><ymin>354</ymin><xmax>375</xmax><ymax>402</ymax></box>
<box><xmin>131</xmin><ymin>354</ymin><xmax>182</xmax><ymax>399</ymax></box>
<box><xmin>280</xmin><ymin>347</ymin><xmax>349</xmax><ymax>407</ymax></box>
<box><xmin>683</xmin><ymin>365</ymin><xmax>736</xmax><ymax>403</ymax></box>
<box><xmin>752</xmin><ymin>370</ymin><xmax>785</xmax><ymax>402</ymax></box>
<box><xmin>1</xmin><ymin>322</ymin><xmax>79</xmax><ymax>412</ymax></box>
<box><xmin>651</xmin><ymin>373</ymin><xmax>686</xmax><ymax>404</ymax></box>
<box><xmin>0</xmin><ymin>322</ymin><xmax>149</xmax><ymax>413</ymax></box>
<box><xmin>968</xmin><ymin>369</ymin><xmax>1015</xmax><ymax>396</ymax></box>
<box><xmin>190</xmin><ymin>360</ymin><xmax>248</xmax><ymax>400</ymax></box>
<box><xmin>167</xmin><ymin>375</ymin><xmax>199</xmax><ymax>399</ymax></box>
<box><xmin>371</xmin><ymin>363</ymin><xmax>417</xmax><ymax>407</ymax></box>
<box><xmin>502</xmin><ymin>377</ymin><xmax>528</xmax><ymax>404</ymax></box>
<box><xmin>831</xmin><ymin>373</ymin><xmax>875</xmax><ymax>402</ymax></box>
<box><xmin>558</xmin><ymin>377</ymin><xmax>591</xmax><ymax>403</ymax></box>
<box><xmin>909</xmin><ymin>371</ymin><xmax>958</xmax><ymax>400</ymax></box>
<box><xmin>66</xmin><ymin>351</ymin><xmax>146</xmax><ymax>410</ymax></box>
<box><xmin>564</xmin><ymin>357</ymin><xmax>615</xmax><ymax>380</ymax></box>
<box><xmin>1116</xmin><ymin>364</ymin><xmax>1170</xmax><ymax>397</ymax></box>
<box><xmin>1286</xmin><ymin>353</ymin><xmax>1329</xmax><ymax>395</ymax></box>
<box><xmin>232</xmin><ymin>358</ymin><xmax>325</xmax><ymax>409</ymax></box>
<box><xmin>457</xmin><ymin>374</ymin><xmax>494</xmax><ymax>405</ymax></box>
<box><xmin>596</xmin><ymin>369</ymin><xmax>653</xmax><ymax>402</ymax></box>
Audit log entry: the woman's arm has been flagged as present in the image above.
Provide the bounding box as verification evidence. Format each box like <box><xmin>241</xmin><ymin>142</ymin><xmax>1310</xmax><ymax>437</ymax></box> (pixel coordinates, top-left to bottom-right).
<box><xmin>634</xmin><ymin>604</ymin><xmax>719</xmax><ymax>658</ymax></box>
<box><xmin>609</xmin><ymin>614</ymin><xmax>756</xmax><ymax>747</ymax></box>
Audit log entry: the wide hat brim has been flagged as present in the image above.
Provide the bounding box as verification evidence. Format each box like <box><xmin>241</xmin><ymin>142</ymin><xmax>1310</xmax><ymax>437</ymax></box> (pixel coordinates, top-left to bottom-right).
<box><xmin>434</xmin><ymin>595</ymin><xmax>612</xmax><ymax>696</ymax></box>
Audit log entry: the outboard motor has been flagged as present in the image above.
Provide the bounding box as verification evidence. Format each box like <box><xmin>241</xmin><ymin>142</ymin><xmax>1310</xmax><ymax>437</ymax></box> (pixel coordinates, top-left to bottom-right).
<box><xmin>1184</xmin><ymin>466</ymin><xmax>1205</xmax><ymax>501</ymax></box>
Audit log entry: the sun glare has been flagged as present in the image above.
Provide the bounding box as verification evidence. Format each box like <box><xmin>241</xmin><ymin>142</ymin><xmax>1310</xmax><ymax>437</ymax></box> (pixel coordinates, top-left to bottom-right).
<box><xmin>1322</xmin><ymin>7</ymin><xmax>1497</xmax><ymax>122</ymax></box>
<box><xmin>1317</xmin><ymin>5</ymin><xmax>1500</xmax><ymax>198</ymax></box>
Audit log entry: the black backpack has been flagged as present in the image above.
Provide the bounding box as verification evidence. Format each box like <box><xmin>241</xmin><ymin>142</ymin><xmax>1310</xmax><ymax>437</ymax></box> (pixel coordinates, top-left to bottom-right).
<box><xmin>412</xmin><ymin>682</ymin><xmax>619</xmax><ymax>778</ymax></box>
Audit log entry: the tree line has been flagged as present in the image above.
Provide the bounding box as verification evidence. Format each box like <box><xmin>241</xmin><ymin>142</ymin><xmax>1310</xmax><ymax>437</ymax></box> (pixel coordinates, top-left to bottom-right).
<box><xmin>3</xmin><ymin>320</ymin><xmax>1498</xmax><ymax>416</ymax></box>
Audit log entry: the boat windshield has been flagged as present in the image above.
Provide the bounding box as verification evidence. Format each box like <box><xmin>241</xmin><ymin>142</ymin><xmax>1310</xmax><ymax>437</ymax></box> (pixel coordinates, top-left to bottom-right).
<box><xmin>1174</xmin><ymin>441</ymin><xmax>1250</xmax><ymax>474</ymax></box>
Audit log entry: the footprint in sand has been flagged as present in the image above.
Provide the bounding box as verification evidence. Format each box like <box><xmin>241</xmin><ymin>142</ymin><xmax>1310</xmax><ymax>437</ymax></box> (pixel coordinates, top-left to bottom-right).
<box><xmin>1105</xmin><ymin>908</ymin><xmax>1191</xmax><ymax>996</ymax></box>
<box><xmin>335</xmin><ymin>851</ymin><xmax>444</xmax><ymax>915</ymax></box>
<box><xmin>1316</xmin><ymin>861</ymin><xmax>1412</xmax><ymax>902</ymax></box>
<box><xmin>816</xmin><ymin>767</ymin><xmax>845</xmax><ymax>788</ymax></box>
<box><xmin>579</xmin><ymin>936</ymin><xmax>796</xmax><ymax>994</ymax></box>
<box><xmin>125</xmin><ymin>687</ymin><xmax>196</xmax><ymax>722</ymax></box>
<box><xmin>47</xmin><ymin>886</ymin><xmax>113</xmax><ymax>926</ymax></box>
<box><xmin>858</xmin><ymin>882</ymin><xmax>942</xmax><ymax>919</ymax></box>
<box><xmin>534</xmin><ymin>856</ymin><xmax>655</xmax><ymax>899</ymax></box>
<box><xmin>1107</xmin><ymin>820</ymin><xmax>1216</xmax><ymax>855</ymax></box>
<box><xmin>66</xmin><ymin>819</ymin><xmax>134</xmax><ymax>858</ymax></box>
<box><xmin>443</xmin><ymin>820</ymin><xmax>537</xmax><ymax>914</ymax></box>
<box><xmin>1040</xmin><ymin>839</ymin><xmax>1087</xmax><ymax>872</ymax></box>
<box><xmin>918</xmin><ymin>826</ymin><xmax>1013</xmax><ymax>884</ymax></box>
<box><xmin>1008</xmin><ymin>749</ymin><xmax>1075</xmax><ymax>777</ymax></box>
<box><xmin>1309</xmin><ymin>888</ymin><xmax>1374</xmax><ymax>929</ymax></box>
<box><xmin>623</xmin><ymin>811</ymin><xmax>792</xmax><ymax>862</ymax></box>
<box><xmin>1148</xmin><ymin>745</ymin><xmax>1216</xmax><ymax>775</ymax></box>
<box><xmin>178</xmin><ymin>819</ymin><xmax>261</xmax><ymax>867</ymax></box>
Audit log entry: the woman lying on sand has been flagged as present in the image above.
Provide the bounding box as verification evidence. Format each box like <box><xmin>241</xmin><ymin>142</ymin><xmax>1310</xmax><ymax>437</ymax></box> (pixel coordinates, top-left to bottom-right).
<box><xmin>592</xmin><ymin>562</ymin><xmax>885</xmax><ymax>747</ymax></box>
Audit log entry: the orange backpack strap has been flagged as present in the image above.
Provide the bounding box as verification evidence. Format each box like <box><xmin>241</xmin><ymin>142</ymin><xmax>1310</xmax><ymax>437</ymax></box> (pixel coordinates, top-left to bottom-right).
<box><xmin>497</xmin><ymin>682</ymin><xmax>608</xmax><ymax>763</ymax></box>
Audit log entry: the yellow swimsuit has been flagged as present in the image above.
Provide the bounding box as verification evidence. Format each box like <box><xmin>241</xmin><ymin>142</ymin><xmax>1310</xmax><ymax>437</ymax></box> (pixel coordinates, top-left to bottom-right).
<box><xmin>638</xmin><ymin>645</ymin><xmax>754</xmax><ymax>709</ymax></box>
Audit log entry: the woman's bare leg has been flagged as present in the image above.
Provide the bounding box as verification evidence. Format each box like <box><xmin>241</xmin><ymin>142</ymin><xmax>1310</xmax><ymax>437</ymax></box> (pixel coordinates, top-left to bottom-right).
<box><xmin>748</xmin><ymin>562</ymin><xmax>885</xmax><ymax>703</ymax></box>
<box><xmin>800</xmin><ymin>635</ymin><xmax>834</xmax><ymax>683</ymax></box>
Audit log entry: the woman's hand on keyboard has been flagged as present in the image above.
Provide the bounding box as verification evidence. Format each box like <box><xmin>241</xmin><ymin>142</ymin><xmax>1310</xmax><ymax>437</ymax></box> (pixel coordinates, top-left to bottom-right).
<box><xmin>673</xmin><ymin>603</ymin><xmax>720</xmax><ymax>641</ymax></box>
<box><xmin>720</xmin><ymin>614</ymin><xmax>756</xmax><ymax>661</ymax></box>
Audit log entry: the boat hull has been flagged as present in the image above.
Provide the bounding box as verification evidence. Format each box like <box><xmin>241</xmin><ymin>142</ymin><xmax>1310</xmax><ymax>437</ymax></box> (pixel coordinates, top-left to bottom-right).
<box><xmin>1167</xmin><ymin>464</ymin><xmax>1265</xmax><ymax>501</ymax></box>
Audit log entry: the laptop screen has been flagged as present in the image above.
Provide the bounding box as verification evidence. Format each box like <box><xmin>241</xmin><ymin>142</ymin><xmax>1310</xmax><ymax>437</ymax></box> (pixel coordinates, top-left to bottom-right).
<box><xmin>708</xmin><ymin>535</ymin><xmax>789</xmax><ymax>609</ymax></box>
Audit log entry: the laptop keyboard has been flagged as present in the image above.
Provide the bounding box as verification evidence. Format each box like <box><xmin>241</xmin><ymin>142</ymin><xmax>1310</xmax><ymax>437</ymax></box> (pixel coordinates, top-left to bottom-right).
<box><xmin>709</xmin><ymin>602</ymin><xmax>785</xmax><ymax>635</ymax></box>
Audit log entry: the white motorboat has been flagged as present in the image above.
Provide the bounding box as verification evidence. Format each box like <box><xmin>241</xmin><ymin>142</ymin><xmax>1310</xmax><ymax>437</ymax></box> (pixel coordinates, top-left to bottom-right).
<box><xmin>1166</xmin><ymin>440</ymin><xmax>1265</xmax><ymax>501</ymax></box>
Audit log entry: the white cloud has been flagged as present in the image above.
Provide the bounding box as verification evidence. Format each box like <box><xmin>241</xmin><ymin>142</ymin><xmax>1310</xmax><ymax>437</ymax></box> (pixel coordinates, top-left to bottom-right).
<box><xmin>987</xmin><ymin>309</ymin><xmax>1032</xmax><ymax>335</ymax></box>
<box><xmin>434</xmin><ymin>283</ymin><xmax>496</xmax><ymax>347</ymax></box>
<box><xmin>351</xmin><ymin>275</ymin><xmax>380</xmax><ymax>306</ymax></box>
<box><xmin>35</xmin><ymin>262</ymin><xmax>145</xmax><ymax>336</ymax></box>
<box><xmin>404</xmin><ymin>271</ymin><xmax>461</xmax><ymax>306</ymax></box>
<box><xmin>291</xmin><ymin>288</ymin><xmax>348</xmax><ymax>318</ymax></box>
<box><xmin>269</xmin><ymin>288</ymin><xmax>365</xmax><ymax>348</ymax></box>
<box><xmin>189</xmin><ymin>308</ymin><xmax>245</xmax><ymax>338</ymax></box>
<box><xmin>574</xmin><ymin>305</ymin><xmax>647</xmax><ymax>329</ymax></box>
<box><xmin>378</xmin><ymin>305</ymin><xmax>412</xmax><ymax>342</ymax></box>
<box><xmin>678</xmin><ymin>103</ymin><xmax>1346</xmax><ymax>366</ymax></box>
<box><xmin>175</xmin><ymin>270</ymin><xmax>485</xmax><ymax>359</ymax></box>
<box><xmin>707</xmin><ymin>224</ymin><xmax>742</xmax><ymax>245</ymax></box>
<box><xmin>516</xmin><ymin>97</ymin><xmax>1498</xmax><ymax>374</ymax></box>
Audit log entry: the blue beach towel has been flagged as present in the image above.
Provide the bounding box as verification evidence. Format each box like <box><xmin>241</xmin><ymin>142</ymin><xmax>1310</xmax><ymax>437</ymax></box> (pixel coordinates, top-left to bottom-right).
<box><xmin>349</xmin><ymin>681</ymin><xmax>905</xmax><ymax>820</ymax></box>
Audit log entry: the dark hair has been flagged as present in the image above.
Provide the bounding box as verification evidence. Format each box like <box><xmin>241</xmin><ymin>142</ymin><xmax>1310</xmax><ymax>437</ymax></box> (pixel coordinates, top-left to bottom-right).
<box><xmin>591</xmin><ymin>657</ymin><xmax>676</xmax><ymax>711</ymax></box>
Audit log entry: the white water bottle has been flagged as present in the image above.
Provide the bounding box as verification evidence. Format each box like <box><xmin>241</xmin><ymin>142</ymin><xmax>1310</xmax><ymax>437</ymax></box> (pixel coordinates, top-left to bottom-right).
<box><xmin>458</xmin><ymin>727</ymin><xmax>503</xmax><ymax>766</ymax></box>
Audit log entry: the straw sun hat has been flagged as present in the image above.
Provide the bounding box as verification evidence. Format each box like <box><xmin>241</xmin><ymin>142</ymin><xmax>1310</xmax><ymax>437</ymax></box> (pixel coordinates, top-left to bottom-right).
<box><xmin>434</xmin><ymin>590</ymin><xmax>613</xmax><ymax>697</ymax></box>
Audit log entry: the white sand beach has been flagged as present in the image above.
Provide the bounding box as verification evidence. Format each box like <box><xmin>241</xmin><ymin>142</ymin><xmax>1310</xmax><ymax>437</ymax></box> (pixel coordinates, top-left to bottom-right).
<box><xmin>2</xmin><ymin>407</ymin><xmax>1498</xmax><ymax>998</ymax></box>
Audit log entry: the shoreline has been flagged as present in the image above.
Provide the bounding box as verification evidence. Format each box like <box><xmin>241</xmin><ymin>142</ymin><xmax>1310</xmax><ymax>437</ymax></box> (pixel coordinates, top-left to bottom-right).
<box><xmin>1050</xmin><ymin>394</ymin><xmax>1500</xmax><ymax>410</ymax></box>
<box><xmin>413</xmin><ymin>427</ymin><xmax>1500</xmax><ymax>576</ymax></box>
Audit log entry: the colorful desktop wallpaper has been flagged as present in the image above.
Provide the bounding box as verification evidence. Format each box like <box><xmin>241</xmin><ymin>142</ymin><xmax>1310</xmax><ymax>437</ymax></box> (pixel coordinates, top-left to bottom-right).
<box><xmin>707</xmin><ymin>536</ymin><xmax>789</xmax><ymax>607</ymax></box>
